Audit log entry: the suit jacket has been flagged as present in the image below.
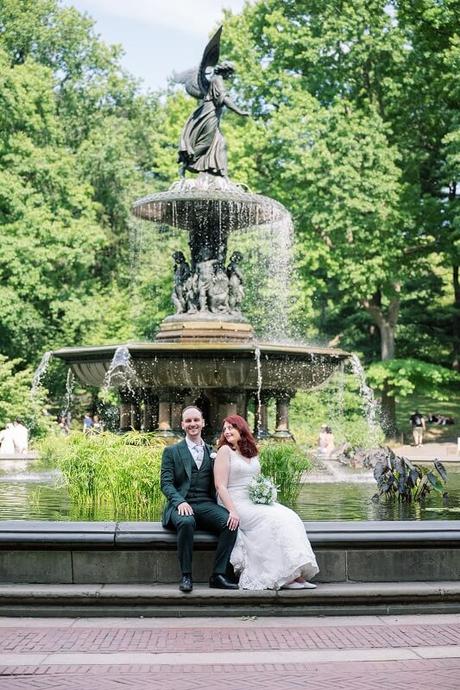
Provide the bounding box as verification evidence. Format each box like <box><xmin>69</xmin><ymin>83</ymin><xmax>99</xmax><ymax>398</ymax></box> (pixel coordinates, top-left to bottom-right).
<box><xmin>160</xmin><ymin>438</ymin><xmax>215</xmax><ymax>527</ymax></box>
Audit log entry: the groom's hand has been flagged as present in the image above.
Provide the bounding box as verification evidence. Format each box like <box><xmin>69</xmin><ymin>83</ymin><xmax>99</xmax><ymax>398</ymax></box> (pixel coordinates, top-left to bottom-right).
<box><xmin>177</xmin><ymin>502</ymin><xmax>194</xmax><ymax>516</ymax></box>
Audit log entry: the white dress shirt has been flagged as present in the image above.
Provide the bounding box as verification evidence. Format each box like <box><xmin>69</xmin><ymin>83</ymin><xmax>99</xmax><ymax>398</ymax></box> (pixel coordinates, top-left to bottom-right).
<box><xmin>185</xmin><ymin>437</ymin><xmax>205</xmax><ymax>469</ymax></box>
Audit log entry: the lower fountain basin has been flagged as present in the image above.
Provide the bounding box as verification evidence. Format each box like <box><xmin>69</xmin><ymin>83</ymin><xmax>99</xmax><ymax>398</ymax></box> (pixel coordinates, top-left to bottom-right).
<box><xmin>53</xmin><ymin>341</ymin><xmax>349</xmax><ymax>390</ymax></box>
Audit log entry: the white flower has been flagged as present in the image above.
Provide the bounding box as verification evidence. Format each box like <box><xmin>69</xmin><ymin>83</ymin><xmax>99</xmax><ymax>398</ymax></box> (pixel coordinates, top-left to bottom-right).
<box><xmin>210</xmin><ymin>452</ymin><xmax>217</xmax><ymax>459</ymax></box>
<box><xmin>248</xmin><ymin>474</ymin><xmax>278</xmax><ymax>504</ymax></box>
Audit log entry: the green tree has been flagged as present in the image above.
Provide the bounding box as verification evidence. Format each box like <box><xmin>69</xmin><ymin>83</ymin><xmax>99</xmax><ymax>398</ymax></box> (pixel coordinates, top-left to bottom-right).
<box><xmin>0</xmin><ymin>47</ymin><xmax>107</xmax><ymax>361</ymax></box>
<box><xmin>220</xmin><ymin>0</ymin><xmax>460</xmax><ymax>431</ymax></box>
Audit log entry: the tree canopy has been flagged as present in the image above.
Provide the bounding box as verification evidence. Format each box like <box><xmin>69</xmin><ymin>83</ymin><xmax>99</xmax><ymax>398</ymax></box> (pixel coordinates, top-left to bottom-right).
<box><xmin>0</xmin><ymin>0</ymin><xmax>459</xmax><ymax>433</ymax></box>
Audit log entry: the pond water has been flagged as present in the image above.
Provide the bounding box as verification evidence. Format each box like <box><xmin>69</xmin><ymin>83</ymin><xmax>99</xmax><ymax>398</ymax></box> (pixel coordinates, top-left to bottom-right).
<box><xmin>0</xmin><ymin>461</ymin><xmax>459</xmax><ymax>522</ymax></box>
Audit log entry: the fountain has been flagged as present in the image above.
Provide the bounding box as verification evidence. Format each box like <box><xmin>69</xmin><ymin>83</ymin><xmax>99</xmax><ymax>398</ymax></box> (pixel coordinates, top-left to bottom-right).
<box><xmin>53</xmin><ymin>27</ymin><xmax>349</xmax><ymax>440</ymax></box>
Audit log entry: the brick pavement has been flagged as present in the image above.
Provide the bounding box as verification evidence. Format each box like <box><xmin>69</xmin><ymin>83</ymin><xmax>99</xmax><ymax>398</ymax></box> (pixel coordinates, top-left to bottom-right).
<box><xmin>1</xmin><ymin>623</ymin><xmax>460</xmax><ymax>653</ymax></box>
<box><xmin>0</xmin><ymin>616</ymin><xmax>459</xmax><ymax>690</ymax></box>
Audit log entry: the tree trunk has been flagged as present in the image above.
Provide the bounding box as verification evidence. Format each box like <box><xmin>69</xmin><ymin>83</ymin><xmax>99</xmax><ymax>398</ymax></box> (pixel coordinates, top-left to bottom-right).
<box><xmin>363</xmin><ymin>288</ymin><xmax>400</xmax><ymax>438</ymax></box>
<box><xmin>453</xmin><ymin>265</ymin><xmax>460</xmax><ymax>371</ymax></box>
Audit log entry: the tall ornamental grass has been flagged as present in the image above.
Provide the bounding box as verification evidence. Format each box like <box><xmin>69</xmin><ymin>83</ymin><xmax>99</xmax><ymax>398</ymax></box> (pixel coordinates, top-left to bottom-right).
<box><xmin>37</xmin><ymin>431</ymin><xmax>166</xmax><ymax>520</ymax></box>
<box><xmin>259</xmin><ymin>442</ymin><xmax>311</xmax><ymax>506</ymax></box>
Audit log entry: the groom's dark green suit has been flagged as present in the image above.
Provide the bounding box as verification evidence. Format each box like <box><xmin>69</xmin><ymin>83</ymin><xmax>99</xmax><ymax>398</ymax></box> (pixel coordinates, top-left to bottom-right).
<box><xmin>160</xmin><ymin>438</ymin><xmax>237</xmax><ymax>576</ymax></box>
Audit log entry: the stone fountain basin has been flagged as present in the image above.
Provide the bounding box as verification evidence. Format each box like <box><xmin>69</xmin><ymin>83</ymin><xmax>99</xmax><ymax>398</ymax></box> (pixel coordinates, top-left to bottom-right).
<box><xmin>132</xmin><ymin>178</ymin><xmax>289</xmax><ymax>233</ymax></box>
<box><xmin>53</xmin><ymin>342</ymin><xmax>349</xmax><ymax>390</ymax></box>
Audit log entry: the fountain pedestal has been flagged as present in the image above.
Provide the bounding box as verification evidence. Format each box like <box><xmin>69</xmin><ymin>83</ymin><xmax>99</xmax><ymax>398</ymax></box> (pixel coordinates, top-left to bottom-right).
<box><xmin>156</xmin><ymin>318</ymin><xmax>254</xmax><ymax>343</ymax></box>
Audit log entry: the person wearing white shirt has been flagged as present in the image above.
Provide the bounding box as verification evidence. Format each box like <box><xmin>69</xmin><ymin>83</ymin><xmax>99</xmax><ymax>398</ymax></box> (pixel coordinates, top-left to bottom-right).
<box><xmin>13</xmin><ymin>419</ymin><xmax>28</xmax><ymax>454</ymax></box>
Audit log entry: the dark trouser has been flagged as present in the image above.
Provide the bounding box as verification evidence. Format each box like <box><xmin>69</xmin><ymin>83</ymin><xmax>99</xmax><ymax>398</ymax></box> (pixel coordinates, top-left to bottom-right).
<box><xmin>168</xmin><ymin>500</ymin><xmax>237</xmax><ymax>575</ymax></box>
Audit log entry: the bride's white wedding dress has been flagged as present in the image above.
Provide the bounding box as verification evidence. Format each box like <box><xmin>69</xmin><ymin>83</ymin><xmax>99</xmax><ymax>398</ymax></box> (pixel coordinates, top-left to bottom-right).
<box><xmin>220</xmin><ymin>448</ymin><xmax>319</xmax><ymax>590</ymax></box>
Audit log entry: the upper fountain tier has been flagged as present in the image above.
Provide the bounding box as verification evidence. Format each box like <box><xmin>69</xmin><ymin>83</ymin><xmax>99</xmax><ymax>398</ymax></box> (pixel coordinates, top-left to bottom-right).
<box><xmin>132</xmin><ymin>174</ymin><xmax>289</xmax><ymax>235</ymax></box>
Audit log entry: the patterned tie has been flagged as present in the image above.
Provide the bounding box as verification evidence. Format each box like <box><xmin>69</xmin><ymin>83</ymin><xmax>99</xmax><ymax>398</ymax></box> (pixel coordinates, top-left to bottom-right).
<box><xmin>194</xmin><ymin>444</ymin><xmax>204</xmax><ymax>469</ymax></box>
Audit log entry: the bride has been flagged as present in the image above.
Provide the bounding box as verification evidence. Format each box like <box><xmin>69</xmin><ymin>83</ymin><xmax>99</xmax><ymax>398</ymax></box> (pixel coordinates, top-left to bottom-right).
<box><xmin>214</xmin><ymin>414</ymin><xmax>319</xmax><ymax>590</ymax></box>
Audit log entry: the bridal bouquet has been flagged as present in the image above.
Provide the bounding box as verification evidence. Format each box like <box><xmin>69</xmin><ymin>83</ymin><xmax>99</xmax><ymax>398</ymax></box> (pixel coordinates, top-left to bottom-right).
<box><xmin>248</xmin><ymin>474</ymin><xmax>278</xmax><ymax>505</ymax></box>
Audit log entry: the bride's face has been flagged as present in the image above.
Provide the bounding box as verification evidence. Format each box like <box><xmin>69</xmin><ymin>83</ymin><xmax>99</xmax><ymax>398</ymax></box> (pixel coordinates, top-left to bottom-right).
<box><xmin>223</xmin><ymin>423</ymin><xmax>241</xmax><ymax>447</ymax></box>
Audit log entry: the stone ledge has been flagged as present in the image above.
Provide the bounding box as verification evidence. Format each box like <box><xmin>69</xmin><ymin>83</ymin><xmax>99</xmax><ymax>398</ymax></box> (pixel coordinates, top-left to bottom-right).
<box><xmin>1</xmin><ymin>582</ymin><xmax>459</xmax><ymax>618</ymax></box>
<box><xmin>0</xmin><ymin>520</ymin><xmax>459</xmax><ymax>549</ymax></box>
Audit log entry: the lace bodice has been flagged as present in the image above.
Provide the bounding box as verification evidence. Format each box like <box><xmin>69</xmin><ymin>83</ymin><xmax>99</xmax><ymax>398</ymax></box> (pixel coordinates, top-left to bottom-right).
<box><xmin>227</xmin><ymin>448</ymin><xmax>260</xmax><ymax>494</ymax></box>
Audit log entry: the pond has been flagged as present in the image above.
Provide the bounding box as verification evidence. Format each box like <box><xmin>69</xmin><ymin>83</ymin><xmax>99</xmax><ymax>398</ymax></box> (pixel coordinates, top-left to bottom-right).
<box><xmin>0</xmin><ymin>461</ymin><xmax>459</xmax><ymax>522</ymax></box>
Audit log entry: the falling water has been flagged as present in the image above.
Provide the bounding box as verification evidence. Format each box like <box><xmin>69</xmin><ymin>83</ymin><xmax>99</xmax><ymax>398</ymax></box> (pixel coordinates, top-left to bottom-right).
<box><xmin>264</xmin><ymin>214</ymin><xmax>294</xmax><ymax>341</ymax></box>
<box><xmin>104</xmin><ymin>346</ymin><xmax>138</xmax><ymax>394</ymax></box>
<box><xmin>348</xmin><ymin>354</ymin><xmax>380</xmax><ymax>433</ymax></box>
<box><xmin>30</xmin><ymin>351</ymin><xmax>53</xmax><ymax>396</ymax></box>
<box><xmin>62</xmin><ymin>369</ymin><xmax>75</xmax><ymax>419</ymax></box>
<box><xmin>254</xmin><ymin>347</ymin><xmax>262</xmax><ymax>436</ymax></box>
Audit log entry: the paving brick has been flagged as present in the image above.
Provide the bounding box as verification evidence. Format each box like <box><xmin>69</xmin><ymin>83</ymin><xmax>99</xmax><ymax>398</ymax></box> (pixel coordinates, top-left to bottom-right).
<box><xmin>1</xmin><ymin>618</ymin><xmax>460</xmax><ymax>689</ymax></box>
<box><xmin>0</xmin><ymin>660</ymin><xmax>460</xmax><ymax>690</ymax></box>
<box><xmin>1</xmin><ymin>623</ymin><xmax>460</xmax><ymax>654</ymax></box>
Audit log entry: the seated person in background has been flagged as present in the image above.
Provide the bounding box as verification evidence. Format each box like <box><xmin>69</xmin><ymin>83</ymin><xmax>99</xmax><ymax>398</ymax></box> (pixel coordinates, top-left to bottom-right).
<box><xmin>427</xmin><ymin>413</ymin><xmax>454</xmax><ymax>426</ymax></box>
<box><xmin>92</xmin><ymin>415</ymin><xmax>104</xmax><ymax>433</ymax></box>
<box><xmin>318</xmin><ymin>425</ymin><xmax>335</xmax><ymax>458</ymax></box>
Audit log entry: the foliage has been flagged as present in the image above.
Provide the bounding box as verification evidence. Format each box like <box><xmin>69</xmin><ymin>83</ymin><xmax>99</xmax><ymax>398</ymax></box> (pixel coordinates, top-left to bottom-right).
<box><xmin>1</xmin><ymin>0</ymin><xmax>460</xmax><ymax>427</ymax></box>
<box><xmin>37</xmin><ymin>431</ymin><xmax>167</xmax><ymax>519</ymax></box>
<box><xmin>289</xmin><ymin>372</ymin><xmax>385</xmax><ymax>449</ymax></box>
<box><xmin>0</xmin><ymin>354</ymin><xmax>51</xmax><ymax>437</ymax></box>
<box><xmin>259</xmin><ymin>442</ymin><xmax>311</xmax><ymax>505</ymax></box>
<box><xmin>221</xmin><ymin>0</ymin><xmax>460</xmax><ymax>374</ymax></box>
<box><xmin>370</xmin><ymin>447</ymin><xmax>448</xmax><ymax>504</ymax></box>
<box><xmin>366</xmin><ymin>359</ymin><xmax>460</xmax><ymax>400</ymax></box>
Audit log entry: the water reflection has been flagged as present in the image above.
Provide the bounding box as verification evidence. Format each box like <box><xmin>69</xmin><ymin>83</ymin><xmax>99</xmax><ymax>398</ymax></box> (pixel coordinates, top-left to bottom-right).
<box><xmin>296</xmin><ymin>472</ymin><xmax>460</xmax><ymax>521</ymax></box>
<box><xmin>0</xmin><ymin>466</ymin><xmax>458</xmax><ymax>522</ymax></box>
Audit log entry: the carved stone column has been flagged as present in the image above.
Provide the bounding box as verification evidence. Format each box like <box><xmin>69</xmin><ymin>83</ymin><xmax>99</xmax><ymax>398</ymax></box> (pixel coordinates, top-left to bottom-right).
<box><xmin>155</xmin><ymin>390</ymin><xmax>184</xmax><ymax>439</ymax></box>
<box><xmin>130</xmin><ymin>391</ymin><xmax>142</xmax><ymax>431</ymax></box>
<box><xmin>119</xmin><ymin>388</ymin><xmax>134</xmax><ymax>432</ymax></box>
<box><xmin>272</xmin><ymin>391</ymin><xmax>295</xmax><ymax>440</ymax></box>
<box><xmin>142</xmin><ymin>390</ymin><xmax>158</xmax><ymax>432</ymax></box>
<box><xmin>171</xmin><ymin>389</ymin><xmax>187</xmax><ymax>432</ymax></box>
<box><xmin>155</xmin><ymin>390</ymin><xmax>174</xmax><ymax>437</ymax></box>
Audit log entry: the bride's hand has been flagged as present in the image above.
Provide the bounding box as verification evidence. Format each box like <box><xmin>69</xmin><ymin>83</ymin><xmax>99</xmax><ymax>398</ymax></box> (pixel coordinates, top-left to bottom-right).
<box><xmin>227</xmin><ymin>511</ymin><xmax>240</xmax><ymax>531</ymax></box>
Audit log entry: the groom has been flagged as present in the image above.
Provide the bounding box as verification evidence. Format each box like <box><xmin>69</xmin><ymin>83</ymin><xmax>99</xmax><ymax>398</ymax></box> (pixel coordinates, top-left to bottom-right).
<box><xmin>160</xmin><ymin>405</ymin><xmax>238</xmax><ymax>592</ymax></box>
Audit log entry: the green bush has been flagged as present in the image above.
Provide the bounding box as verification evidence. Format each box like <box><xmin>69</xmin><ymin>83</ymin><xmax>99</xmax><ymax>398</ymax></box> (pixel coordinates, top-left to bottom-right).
<box><xmin>259</xmin><ymin>442</ymin><xmax>311</xmax><ymax>505</ymax></box>
<box><xmin>36</xmin><ymin>431</ymin><xmax>167</xmax><ymax>520</ymax></box>
<box><xmin>371</xmin><ymin>448</ymin><xmax>448</xmax><ymax>504</ymax></box>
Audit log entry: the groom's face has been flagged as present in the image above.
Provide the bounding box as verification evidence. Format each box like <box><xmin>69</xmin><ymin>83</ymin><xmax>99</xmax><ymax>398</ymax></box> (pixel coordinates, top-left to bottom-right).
<box><xmin>181</xmin><ymin>408</ymin><xmax>204</xmax><ymax>442</ymax></box>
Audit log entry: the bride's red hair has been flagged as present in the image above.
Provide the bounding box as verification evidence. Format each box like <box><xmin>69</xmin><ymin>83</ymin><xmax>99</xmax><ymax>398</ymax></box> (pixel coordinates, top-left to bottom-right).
<box><xmin>217</xmin><ymin>414</ymin><xmax>258</xmax><ymax>458</ymax></box>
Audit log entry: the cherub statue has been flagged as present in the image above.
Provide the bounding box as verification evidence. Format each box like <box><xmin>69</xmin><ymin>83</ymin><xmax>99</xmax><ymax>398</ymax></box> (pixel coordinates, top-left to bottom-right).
<box><xmin>227</xmin><ymin>250</ymin><xmax>244</xmax><ymax>313</ymax></box>
<box><xmin>173</xmin><ymin>26</ymin><xmax>249</xmax><ymax>178</ymax></box>
<box><xmin>172</xmin><ymin>251</ymin><xmax>194</xmax><ymax>314</ymax></box>
<box><xmin>195</xmin><ymin>246</ymin><xmax>218</xmax><ymax>312</ymax></box>
<box><xmin>209</xmin><ymin>261</ymin><xmax>230</xmax><ymax>313</ymax></box>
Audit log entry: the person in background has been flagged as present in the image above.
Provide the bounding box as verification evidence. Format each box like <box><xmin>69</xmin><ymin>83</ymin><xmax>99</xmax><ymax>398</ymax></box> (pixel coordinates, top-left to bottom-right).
<box><xmin>92</xmin><ymin>415</ymin><xmax>103</xmax><ymax>433</ymax></box>
<box><xmin>83</xmin><ymin>413</ymin><xmax>93</xmax><ymax>434</ymax></box>
<box><xmin>410</xmin><ymin>410</ymin><xmax>425</xmax><ymax>447</ymax></box>
<box><xmin>13</xmin><ymin>419</ymin><xmax>28</xmax><ymax>454</ymax></box>
<box><xmin>318</xmin><ymin>425</ymin><xmax>335</xmax><ymax>458</ymax></box>
<box><xmin>58</xmin><ymin>415</ymin><xmax>70</xmax><ymax>436</ymax></box>
<box><xmin>0</xmin><ymin>423</ymin><xmax>16</xmax><ymax>455</ymax></box>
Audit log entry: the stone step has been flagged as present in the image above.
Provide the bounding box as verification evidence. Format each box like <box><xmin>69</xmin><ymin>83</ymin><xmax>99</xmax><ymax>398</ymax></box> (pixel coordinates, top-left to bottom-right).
<box><xmin>1</xmin><ymin>582</ymin><xmax>459</xmax><ymax>617</ymax></box>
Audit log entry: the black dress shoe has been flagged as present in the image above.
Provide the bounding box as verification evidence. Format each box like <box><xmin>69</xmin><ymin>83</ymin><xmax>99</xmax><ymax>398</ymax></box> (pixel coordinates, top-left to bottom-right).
<box><xmin>209</xmin><ymin>573</ymin><xmax>239</xmax><ymax>590</ymax></box>
<box><xmin>179</xmin><ymin>575</ymin><xmax>193</xmax><ymax>593</ymax></box>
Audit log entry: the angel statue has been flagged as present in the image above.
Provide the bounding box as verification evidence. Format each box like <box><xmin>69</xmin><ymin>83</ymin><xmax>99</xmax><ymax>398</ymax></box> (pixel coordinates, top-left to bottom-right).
<box><xmin>173</xmin><ymin>26</ymin><xmax>249</xmax><ymax>178</ymax></box>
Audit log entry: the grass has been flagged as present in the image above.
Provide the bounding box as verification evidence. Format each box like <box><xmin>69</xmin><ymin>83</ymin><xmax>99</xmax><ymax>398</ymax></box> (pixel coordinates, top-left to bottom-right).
<box><xmin>259</xmin><ymin>441</ymin><xmax>311</xmax><ymax>505</ymax></box>
<box><xmin>36</xmin><ymin>431</ymin><xmax>167</xmax><ymax>520</ymax></box>
<box><xmin>395</xmin><ymin>392</ymin><xmax>460</xmax><ymax>444</ymax></box>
